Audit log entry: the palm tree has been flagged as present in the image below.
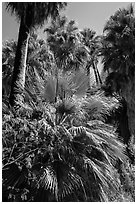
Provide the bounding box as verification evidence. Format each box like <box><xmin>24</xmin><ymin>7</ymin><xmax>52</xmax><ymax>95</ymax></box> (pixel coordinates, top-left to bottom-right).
<box><xmin>27</xmin><ymin>33</ymin><xmax>54</xmax><ymax>72</ymax></box>
<box><xmin>5</xmin><ymin>2</ymin><xmax>67</xmax><ymax>107</ymax></box>
<box><xmin>45</xmin><ymin>16</ymin><xmax>89</xmax><ymax>101</ymax></box>
<box><xmin>3</xmin><ymin>73</ymin><xmax>126</xmax><ymax>201</ymax></box>
<box><xmin>101</xmin><ymin>3</ymin><xmax>134</xmax><ymax>78</ymax></box>
<box><xmin>46</xmin><ymin>16</ymin><xmax>89</xmax><ymax>72</ymax></box>
<box><xmin>100</xmin><ymin>3</ymin><xmax>135</xmax><ymax>143</ymax></box>
<box><xmin>2</xmin><ymin>34</ymin><xmax>54</xmax><ymax>104</ymax></box>
<box><xmin>81</xmin><ymin>28</ymin><xmax>102</xmax><ymax>87</ymax></box>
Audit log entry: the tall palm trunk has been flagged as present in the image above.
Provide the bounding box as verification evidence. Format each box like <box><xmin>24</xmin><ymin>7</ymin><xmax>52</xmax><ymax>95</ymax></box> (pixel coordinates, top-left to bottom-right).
<box><xmin>9</xmin><ymin>15</ymin><xmax>30</xmax><ymax>107</ymax></box>
<box><xmin>86</xmin><ymin>61</ymin><xmax>92</xmax><ymax>89</ymax></box>
<box><xmin>95</xmin><ymin>64</ymin><xmax>102</xmax><ymax>85</ymax></box>
<box><xmin>92</xmin><ymin>61</ymin><xmax>99</xmax><ymax>85</ymax></box>
<box><xmin>121</xmin><ymin>75</ymin><xmax>135</xmax><ymax>141</ymax></box>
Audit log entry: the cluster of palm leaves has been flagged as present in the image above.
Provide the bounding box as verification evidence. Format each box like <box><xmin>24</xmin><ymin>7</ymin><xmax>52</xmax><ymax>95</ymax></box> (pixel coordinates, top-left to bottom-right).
<box><xmin>100</xmin><ymin>3</ymin><xmax>135</xmax><ymax>92</ymax></box>
<box><xmin>46</xmin><ymin>16</ymin><xmax>90</xmax><ymax>73</ymax></box>
<box><xmin>3</xmin><ymin>68</ymin><xmax>127</xmax><ymax>201</ymax></box>
<box><xmin>2</xmin><ymin>34</ymin><xmax>54</xmax><ymax>101</ymax></box>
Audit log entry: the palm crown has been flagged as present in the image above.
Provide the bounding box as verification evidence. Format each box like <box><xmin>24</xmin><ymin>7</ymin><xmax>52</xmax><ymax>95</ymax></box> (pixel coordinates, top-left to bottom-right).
<box><xmin>101</xmin><ymin>3</ymin><xmax>135</xmax><ymax>78</ymax></box>
<box><xmin>6</xmin><ymin>3</ymin><xmax>67</xmax><ymax>29</ymax></box>
<box><xmin>46</xmin><ymin>16</ymin><xmax>89</xmax><ymax>72</ymax></box>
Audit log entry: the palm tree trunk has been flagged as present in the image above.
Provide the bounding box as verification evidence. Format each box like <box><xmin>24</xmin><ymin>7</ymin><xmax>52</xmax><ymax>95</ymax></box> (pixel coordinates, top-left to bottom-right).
<box><xmin>92</xmin><ymin>61</ymin><xmax>99</xmax><ymax>85</ymax></box>
<box><xmin>9</xmin><ymin>15</ymin><xmax>30</xmax><ymax>107</ymax></box>
<box><xmin>95</xmin><ymin>64</ymin><xmax>102</xmax><ymax>85</ymax></box>
<box><xmin>86</xmin><ymin>61</ymin><xmax>92</xmax><ymax>89</ymax></box>
<box><xmin>55</xmin><ymin>58</ymin><xmax>60</xmax><ymax>103</ymax></box>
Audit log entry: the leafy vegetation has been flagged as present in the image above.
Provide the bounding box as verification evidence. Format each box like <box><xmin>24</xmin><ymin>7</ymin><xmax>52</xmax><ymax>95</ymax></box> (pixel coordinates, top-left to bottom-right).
<box><xmin>100</xmin><ymin>4</ymin><xmax>135</xmax><ymax>145</ymax></box>
<box><xmin>2</xmin><ymin>86</ymin><xmax>127</xmax><ymax>201</ymax></box>
<box><xmin>2</xmin><ymin>2</ymin><xmax>135</xmax><ymax>202</ymax></box>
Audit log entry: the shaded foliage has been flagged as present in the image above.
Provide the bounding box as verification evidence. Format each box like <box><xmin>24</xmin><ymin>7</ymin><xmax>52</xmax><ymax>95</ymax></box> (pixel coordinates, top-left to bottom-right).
<box><xmin>6</xmin><ymin>2</ymin><xmax>67</xmax><ymax>29</ymax></box>
<box><xmin>100</xmin><ymin>3</ymin><xmax>135</xmax><ymax>90</ymax></box>
<box><xmin>100</xmin><ymin>4</ymin><xmax>135</xmax><ymax>160</ymax></box>
<box><xmin>46</xmin><ymin>16</ymin><xmax>89</xmax><ymax>72</ymax></box>
<box><xmin>81</xmin><ymin>28</ymin><xmax>102</xmax><ymax>85</ymax></box>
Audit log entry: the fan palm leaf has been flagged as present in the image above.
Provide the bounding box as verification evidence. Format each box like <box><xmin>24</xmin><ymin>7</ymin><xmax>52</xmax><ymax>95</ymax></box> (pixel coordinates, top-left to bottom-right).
<box><xmin>24</xmin><ymin>68</ymin><xmax>89</xmax><ymax>106</ymax></box>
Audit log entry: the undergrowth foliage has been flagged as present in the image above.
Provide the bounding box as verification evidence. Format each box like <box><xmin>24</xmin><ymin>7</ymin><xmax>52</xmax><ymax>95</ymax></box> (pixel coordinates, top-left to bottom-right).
<box><xmin>3</xmin><ymin>90</ymin><xmax>127</xmax><ymax>202</ymax></box>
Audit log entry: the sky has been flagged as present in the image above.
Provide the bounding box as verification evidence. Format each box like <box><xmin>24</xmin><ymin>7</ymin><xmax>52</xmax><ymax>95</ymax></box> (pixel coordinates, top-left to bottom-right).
<box><xmin>2</xmin><ymin>2</ymin><xmax>133</xmax><ymax>41</ymax></box>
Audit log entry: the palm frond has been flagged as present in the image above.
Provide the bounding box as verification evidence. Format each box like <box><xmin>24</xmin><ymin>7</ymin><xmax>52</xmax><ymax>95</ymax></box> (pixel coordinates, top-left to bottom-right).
<box><xmin>3</xmin><ymin>163</ymin><xmax>28</xmax><ymax>189</ymax></box>
<box><xmin>81</xmin><ymin>91</ymin><xmax>120</xmax><ymax>121</ymax></box>
<box><xmin>25</xmin><ymin>69</ymin><xmax>89</xmax><ymax>106</ymax></box>
<box><xmin>6</xmin><ymin>3</ymin><xmax>67</xmax><ymax>28</ymax></box>
<box><xmin>69</xmin><ymin>126</ymin><xmax>86</xmax><ymax>137</ymax></box>
<box><xmin>37</xmin><ymin>166</ymin><xmax>58</xmax><ymax>198</ymax></box>
<box><xmin>35</xmin><ymin>161</ymin><xmax>82</xmax><ymax>201</ymax></box>
<box><xmin>85</xmin><ymin>123</ymin><xmax>127</xmax><ymax>163</ymax></box>
<box><xmin>53</xmin><ymin>161</ymin><xmax>81</xmax><ymax>201</ymax></box>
